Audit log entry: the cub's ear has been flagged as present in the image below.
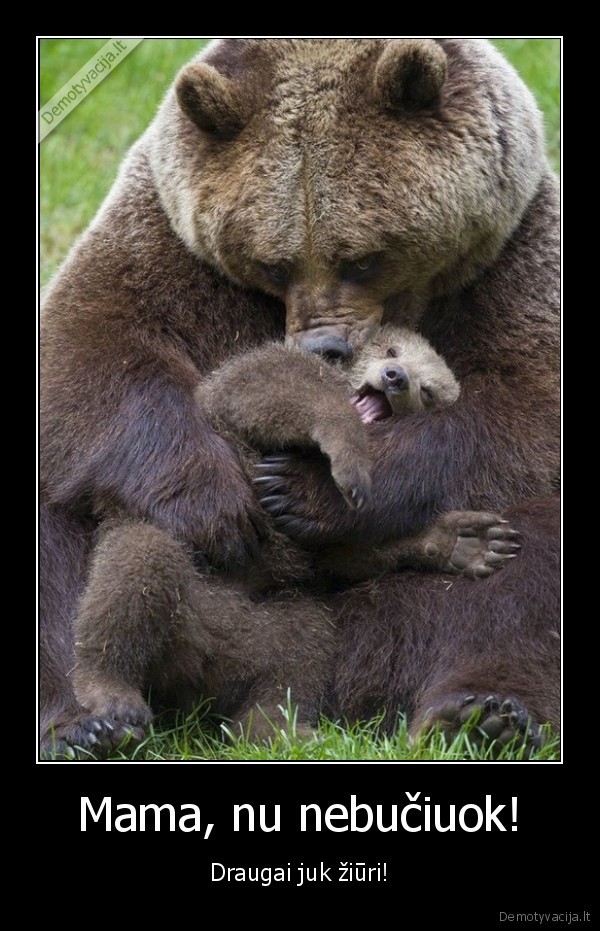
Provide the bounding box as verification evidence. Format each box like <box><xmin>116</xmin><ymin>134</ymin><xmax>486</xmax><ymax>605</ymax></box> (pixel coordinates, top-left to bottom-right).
<box><xmin>175</xmin><ymin>62</ymin><xmax>245</xmax><ymax>137</ymax></box>
<box><xmin>373</xmin><ymin>39</ymin><xmax>447</xmax><ymax>112</ymax></box>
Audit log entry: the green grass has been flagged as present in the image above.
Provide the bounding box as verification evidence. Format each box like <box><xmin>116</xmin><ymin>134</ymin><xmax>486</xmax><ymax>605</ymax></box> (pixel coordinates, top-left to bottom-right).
<box><xmin>40</xmin><ymin>38</ymin><xmax>210</xmax><ymax>288</ymax></box>
<box><xmin>39</xmin><ymin>39</ymin><xmax>561</xmax><ymax>763</ymax></box>
<box><xmin>494</xmin><ymin>38</ymin><xmax>560</xmax><ymax>170</ymax></box>
<box><xmin>62</xmin><ymin>700</ymin><xmax>561</xmax><ymax>763</ymax></box>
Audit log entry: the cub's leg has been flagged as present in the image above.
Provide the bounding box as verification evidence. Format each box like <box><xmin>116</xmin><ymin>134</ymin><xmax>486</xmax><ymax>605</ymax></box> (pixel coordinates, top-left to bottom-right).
<box><xmin>320</xmin><ymin>511</ymin><xmax>521</xmax><ymax>581</ymax></box>
<box><xmin>197</xmin><ymin>344</ymin><xmax>371</xmax><ymax>510</ymax></box>
<box><xmin>402</xmin><ymin>511</ymin><xmax>522</xmax><ymax>578</ymax></box>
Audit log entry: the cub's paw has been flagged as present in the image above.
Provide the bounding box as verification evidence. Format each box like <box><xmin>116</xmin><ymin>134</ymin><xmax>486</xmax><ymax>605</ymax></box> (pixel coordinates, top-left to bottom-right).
<box><xmin>329</xmin><ymin>457</ymin><xmax>372</xmax><ymax>511</ymax></box>
<box><xmin>446</xmin><ymin>512</ymin><xmax>521</xmax><ymax>579</ymax></box>
<box><xmin>416</xmin><ymin>693</ymin><xmax>542</xmax><ymax>756</ymax></box>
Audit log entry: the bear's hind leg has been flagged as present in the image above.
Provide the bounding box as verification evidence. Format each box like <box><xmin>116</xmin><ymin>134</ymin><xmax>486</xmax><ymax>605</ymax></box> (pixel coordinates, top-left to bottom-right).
<box><xmin>334</xmin><ymin>497</ymin><xmax>560</xmax><ymax>756</ymax></box>
<box><xmin>409</xmin><ymin>497</ymin><xmax>560</xmax><ymax>755</ymax></box>
<box><xmin>70</xmin><ymin>519</ymin><xmax>212</xmax><ymax>758</ymax></box>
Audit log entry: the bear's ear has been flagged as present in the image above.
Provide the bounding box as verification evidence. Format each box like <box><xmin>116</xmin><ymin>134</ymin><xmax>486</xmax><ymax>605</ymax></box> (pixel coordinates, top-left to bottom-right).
<box><xmin>373</xmin><ymin>39</ymin><xmax>447</xmax><ymax>113</ymax></box>
<box><xmin>175</xmin><ymin>62</ymin><xmax>245</xmax><ymax>137</ymax></box>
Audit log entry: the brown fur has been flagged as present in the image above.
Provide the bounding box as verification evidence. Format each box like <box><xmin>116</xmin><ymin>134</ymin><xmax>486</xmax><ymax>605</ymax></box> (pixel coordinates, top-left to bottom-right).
<box><xmin>40</xmin><ymin>39</ymin><xmax>559</xmax><ymax>757</ymax></box>
<box><xmin>71</xmin><ymin>519</ymin><xmax>337</xmax><ymax>747</ymax></box>
<box><xmin>197</xmin><ymin>324</ymin><xmax>466</xmax><ymax>588</ymax></box>
<box><xmin>199</xmin><ymin>329</ymin><xmax>518</xmax><ymax>588</ymax></box>
<box><xmin>70</xmin><ymin>328</ymin><xmax>510</xmax><ymax>753</ymax></box>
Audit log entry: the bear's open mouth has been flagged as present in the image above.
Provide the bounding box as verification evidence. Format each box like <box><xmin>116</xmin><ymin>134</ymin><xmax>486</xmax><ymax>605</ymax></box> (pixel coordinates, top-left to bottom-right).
<box><xmin>351</xmin><ymin>386</ymin><xmax>393</xmax><ymax>424</ymax></box>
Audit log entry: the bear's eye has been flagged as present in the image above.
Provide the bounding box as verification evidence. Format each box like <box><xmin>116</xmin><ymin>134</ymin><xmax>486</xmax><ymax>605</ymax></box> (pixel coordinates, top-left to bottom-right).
<box><xmin>420</xmin><ymin>385</ymin><xmax>435</xmax><ymax>404</ymax></box>
<box><xmin>257</xmin><ymin>262</ymin><xmax>291</xmax><ymax>289</ymax></box>
<box><xmin>386</xmin><ymin>347</ymin><xmax>398</xmax><ymax>358</ymax></box>
<box><xmin>340</xmin><ymin>252</ymin><xmax>384</xmax><ymax>284</ymax></box>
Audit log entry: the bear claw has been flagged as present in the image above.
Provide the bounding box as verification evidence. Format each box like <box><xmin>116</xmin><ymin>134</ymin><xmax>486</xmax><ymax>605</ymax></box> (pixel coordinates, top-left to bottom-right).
<box><xmin>417</xmin><ymin>692</ymin><xmax>542</xmax><ymax>755</ymax></box>
<box><xmin>448</xmin><ymin>512</ymin><xmax>521</xmax><ymax>578</ymax></box>
<box><xmin>40</xmin><ymin>709</ymin><xmax>149</xmax><ymax>760</ymax></box>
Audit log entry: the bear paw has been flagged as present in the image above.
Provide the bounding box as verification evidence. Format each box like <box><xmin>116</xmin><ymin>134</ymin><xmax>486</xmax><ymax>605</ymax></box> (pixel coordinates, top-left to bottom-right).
<box><xmin>446</xmin><ymin>512</ymin><xmax>521</xmax><ymax>578</ymax></box>
<box><xmin>255</xmin><ymin>450</ymin><xmax>355</xmax><ymax>545</ymax></box>
<box><xmin>329</xmin><ymin>457</ymin><xmax>372</xmax><ymax>512</ymax></box>
<box><xmin>417</xmin><ymin>692</ymin><xmax>542</xmax><ymax>755</ymax></box>
<box><xmin>40</xmin><ymin>707</ymin><xmax>151</xmax><ymax>761</ymax></box>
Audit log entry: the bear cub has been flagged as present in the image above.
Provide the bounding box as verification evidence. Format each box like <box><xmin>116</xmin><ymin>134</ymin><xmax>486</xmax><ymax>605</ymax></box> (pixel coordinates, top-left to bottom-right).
<box><xmin>197</xmin><ymin>324</ymin><xmax>519</xmax><ymax>588</ymax></box>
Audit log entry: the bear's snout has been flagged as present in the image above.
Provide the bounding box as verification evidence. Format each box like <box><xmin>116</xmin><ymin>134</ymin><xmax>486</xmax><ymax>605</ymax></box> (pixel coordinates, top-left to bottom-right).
<box><xmin>382</xmin><ymin>365</ymin><xmax>409</xmax><ymax>391</ymax></box>
<box><xmin>300</xmin><ymin>333</ymin><xmax>353</xmax><ymax>362</ymax></box>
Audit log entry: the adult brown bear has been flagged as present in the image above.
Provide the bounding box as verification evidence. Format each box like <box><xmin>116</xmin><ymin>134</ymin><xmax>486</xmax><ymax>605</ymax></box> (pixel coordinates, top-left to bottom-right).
<box><xmin>40</xmin><ymin>39</ymin><xmax>559</xmax><ymax>758</ymax></box>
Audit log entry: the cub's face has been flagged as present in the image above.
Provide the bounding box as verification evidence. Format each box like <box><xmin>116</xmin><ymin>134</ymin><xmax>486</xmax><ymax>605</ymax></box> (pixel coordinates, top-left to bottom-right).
<box><xmin>163</xmin><ymin>39</ymin><xmax>544</xmax><ymax>359</ymax></box>
<box><xmin>348</xmin><ymin>325</ymin><xmax>460</xmax><ymax>422</ymax></box>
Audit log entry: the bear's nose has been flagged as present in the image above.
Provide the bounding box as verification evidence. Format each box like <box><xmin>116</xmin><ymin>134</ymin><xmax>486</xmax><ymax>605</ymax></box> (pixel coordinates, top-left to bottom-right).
<box><xmin>303</xmin><ymin>334</ymin><xmax>352</xmax><ymax>361</ymax></box>
<box><xmin>382</xmin><ymin>366</ymin><xmax>408</xmax><ymax>390</ymax></box>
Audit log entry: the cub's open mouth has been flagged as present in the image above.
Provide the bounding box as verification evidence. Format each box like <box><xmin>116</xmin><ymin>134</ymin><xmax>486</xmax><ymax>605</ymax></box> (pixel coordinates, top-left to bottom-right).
<box><xmin>351</xmin><ymin>386</ymin><xmax>393</xmax><ymax>424</ymax></box>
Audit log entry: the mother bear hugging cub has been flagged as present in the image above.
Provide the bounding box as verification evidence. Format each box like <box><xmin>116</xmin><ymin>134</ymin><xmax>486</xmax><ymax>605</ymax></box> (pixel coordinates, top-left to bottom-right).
<box><xmin>40</xmin><ymin>39</ymin><xmax>560</xmax><ymax>759</ymax></box>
